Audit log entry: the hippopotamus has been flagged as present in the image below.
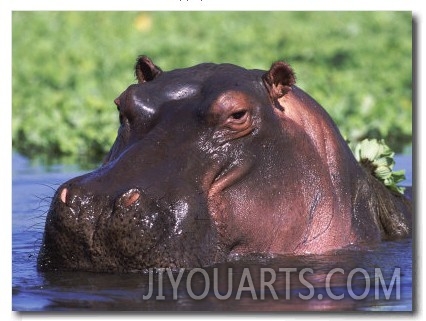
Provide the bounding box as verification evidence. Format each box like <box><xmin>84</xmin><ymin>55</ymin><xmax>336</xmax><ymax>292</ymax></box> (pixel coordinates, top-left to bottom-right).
<box><xmin>37</xmin><ymin>56</ymin><xmax>411</xmax><ymax>273</ymax></box>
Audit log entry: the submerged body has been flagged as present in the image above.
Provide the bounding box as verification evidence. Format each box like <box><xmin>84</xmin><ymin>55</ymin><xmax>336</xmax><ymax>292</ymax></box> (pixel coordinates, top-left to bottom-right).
<box><xmin>38</xmin><ymin>56</ymin><xmax>411</xmax><ymax>272</ymax></box>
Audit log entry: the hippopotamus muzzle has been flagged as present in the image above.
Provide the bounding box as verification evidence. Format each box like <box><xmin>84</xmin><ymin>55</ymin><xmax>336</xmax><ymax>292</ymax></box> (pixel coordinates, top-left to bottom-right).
<box><xmin>39</xmin><ymin>155</ymin><xmax>219</xmax><ymax>272</ymax></box>
<box><xmin>37</xmin><ymin>56</ymin><xmax>411</xmax><ymax>273</ymax></box>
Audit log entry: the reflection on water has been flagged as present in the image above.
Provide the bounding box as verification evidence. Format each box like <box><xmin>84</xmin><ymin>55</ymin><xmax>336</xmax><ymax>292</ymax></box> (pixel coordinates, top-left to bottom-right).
<box><xmin>12</xmin><ymin>153</ymin><xmax>413</xmax><ymax>311</ymax></box>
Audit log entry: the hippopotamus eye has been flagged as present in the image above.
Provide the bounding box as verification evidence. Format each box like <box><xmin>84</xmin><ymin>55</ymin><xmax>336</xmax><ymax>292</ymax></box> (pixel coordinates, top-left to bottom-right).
<box><xmin>231</xmin><ymin>110</ymin><xmax>247</xmax><ymax>120</ymax></box>
<box><xmin>224</xmin><ymin>108</ymin><xmax>252</xmax><ymax>135</ymax></box>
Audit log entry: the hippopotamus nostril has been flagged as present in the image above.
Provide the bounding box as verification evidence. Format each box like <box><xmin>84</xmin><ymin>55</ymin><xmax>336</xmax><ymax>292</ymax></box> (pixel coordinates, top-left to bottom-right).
<box><xmin>118</xmin><ymin>188</ymin><xmax>141</xmax><ymax>208</ymax></box>
<box><xmin>58</xmin><ymin>186</ymin><xmax>89</xmax><ymax>211</ymax></box>
<box><xmin>60</xmin><ymin>187</ymin><xmax>68</xmax><ymax>204</ymax></box>
<box><xmin>59</xmin><ymin>187</ymin><xmax>74</xmax><ymax>208</ymax></box>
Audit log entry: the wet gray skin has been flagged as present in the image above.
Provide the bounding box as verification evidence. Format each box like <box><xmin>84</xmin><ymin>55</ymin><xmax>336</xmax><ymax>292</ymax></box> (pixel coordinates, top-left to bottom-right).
<box><xmin>37</xmin><ymin>56</ymin><xmax>411</xmax><ymax>273</ymax></box>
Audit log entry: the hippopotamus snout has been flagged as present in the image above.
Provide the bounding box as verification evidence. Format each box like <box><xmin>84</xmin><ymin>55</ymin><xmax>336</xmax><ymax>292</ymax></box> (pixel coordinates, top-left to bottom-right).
<box><xmin>38</xmin><ymin>176</ymin><xmax>179</xmax><ymax>272</ymax></box>
<box><xmin>38</xmin><ymin>167</ymin><xmax>217</xmax><ymax>272</ymax></box>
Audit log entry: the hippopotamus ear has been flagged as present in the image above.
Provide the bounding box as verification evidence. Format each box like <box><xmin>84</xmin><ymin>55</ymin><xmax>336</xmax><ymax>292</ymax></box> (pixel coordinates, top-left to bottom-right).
<box><xmin>262</xmin><ymin>61</ymin><xmax>296</xmax><ymax>100</ymax></box>
<box><xmin>135</xmin><ymin>55</ymin><xmax>163</xmax><ymax>84</ymax></box>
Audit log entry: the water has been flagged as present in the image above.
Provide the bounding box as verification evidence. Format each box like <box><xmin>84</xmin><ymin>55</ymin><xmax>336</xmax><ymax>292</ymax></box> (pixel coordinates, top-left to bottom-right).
<box><xmin>12</xmin><ymin>153</ymin><xmax>413</xmax><ymax>311</ymax></box>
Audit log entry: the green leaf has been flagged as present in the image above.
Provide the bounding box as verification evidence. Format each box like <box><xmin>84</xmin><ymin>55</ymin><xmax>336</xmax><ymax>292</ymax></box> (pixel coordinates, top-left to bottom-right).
<box><xmin>349</xmin><ymin>138</ymin><xmax>407</xmax><ymax>195</ymax></box>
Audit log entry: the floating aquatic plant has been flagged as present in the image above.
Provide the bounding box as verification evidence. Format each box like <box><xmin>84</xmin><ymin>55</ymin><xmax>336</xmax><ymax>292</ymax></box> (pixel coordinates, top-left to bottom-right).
<box><xmin>351</xmin><ymin>138</ymin><xmax>406</xmax><ymax>194</ymax></box>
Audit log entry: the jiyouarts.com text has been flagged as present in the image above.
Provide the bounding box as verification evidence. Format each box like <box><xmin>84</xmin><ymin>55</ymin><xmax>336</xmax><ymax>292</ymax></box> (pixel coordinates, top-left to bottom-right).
<box><xmin>141</xmin><ymin>267</ymin><xmax>401</xmax><ymax>301</ymax></box>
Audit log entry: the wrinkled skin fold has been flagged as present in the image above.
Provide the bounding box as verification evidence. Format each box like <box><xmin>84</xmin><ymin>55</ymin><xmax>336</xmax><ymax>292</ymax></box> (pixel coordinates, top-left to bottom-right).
<box><xmin>37</xmin><ymin>56</ymin><xmax>411</xmax><ymax>273</ymax></box>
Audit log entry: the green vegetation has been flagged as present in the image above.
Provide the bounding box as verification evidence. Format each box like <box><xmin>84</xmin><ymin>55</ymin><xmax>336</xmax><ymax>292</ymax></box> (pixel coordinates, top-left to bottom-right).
<box><xmin>12</xmin><ymin>12</ymin><xmax>412</xmax><ymax>167</ymax></box>
<box><xmin>351</xmin><ymin>138</ymin><xmax>406</xmax><ymax>194</ymax></box>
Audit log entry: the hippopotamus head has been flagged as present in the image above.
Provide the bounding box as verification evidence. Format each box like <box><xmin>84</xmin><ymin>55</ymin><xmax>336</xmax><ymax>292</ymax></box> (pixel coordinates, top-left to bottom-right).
<box><xmin>37</xmin><ymin>56</ymin><xmax>411</xmax><ymax>272</ymax></box>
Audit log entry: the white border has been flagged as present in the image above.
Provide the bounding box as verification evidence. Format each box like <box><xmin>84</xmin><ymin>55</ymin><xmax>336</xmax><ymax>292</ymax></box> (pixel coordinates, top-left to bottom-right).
<box><xmin>3</xmin><ymin>1</ymin><xmax>423</xmax><ymax>320</ymax></box>
<box><xmin>2</xmin><ymin>0</ymin><xmax>424</xmax><ymax>11</ymax></box>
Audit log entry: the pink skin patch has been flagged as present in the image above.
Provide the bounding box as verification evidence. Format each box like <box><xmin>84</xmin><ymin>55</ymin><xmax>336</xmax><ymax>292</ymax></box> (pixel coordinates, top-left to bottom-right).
<box><xmin>122</xmin><ymin>190</ymin><xmax>141</xmax><ymax>207</ymax></box>
<box><xmin>60</xmin><ymin>188</ymin><xmax>67</xmax><ymax>204</ymax></box>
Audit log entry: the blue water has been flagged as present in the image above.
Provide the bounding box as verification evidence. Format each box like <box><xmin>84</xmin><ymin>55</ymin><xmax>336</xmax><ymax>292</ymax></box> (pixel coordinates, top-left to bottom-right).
<box><xmin>12</xmin><ymin>153</ymin><xmax>413</xmax><ymax>311</ymax></box>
